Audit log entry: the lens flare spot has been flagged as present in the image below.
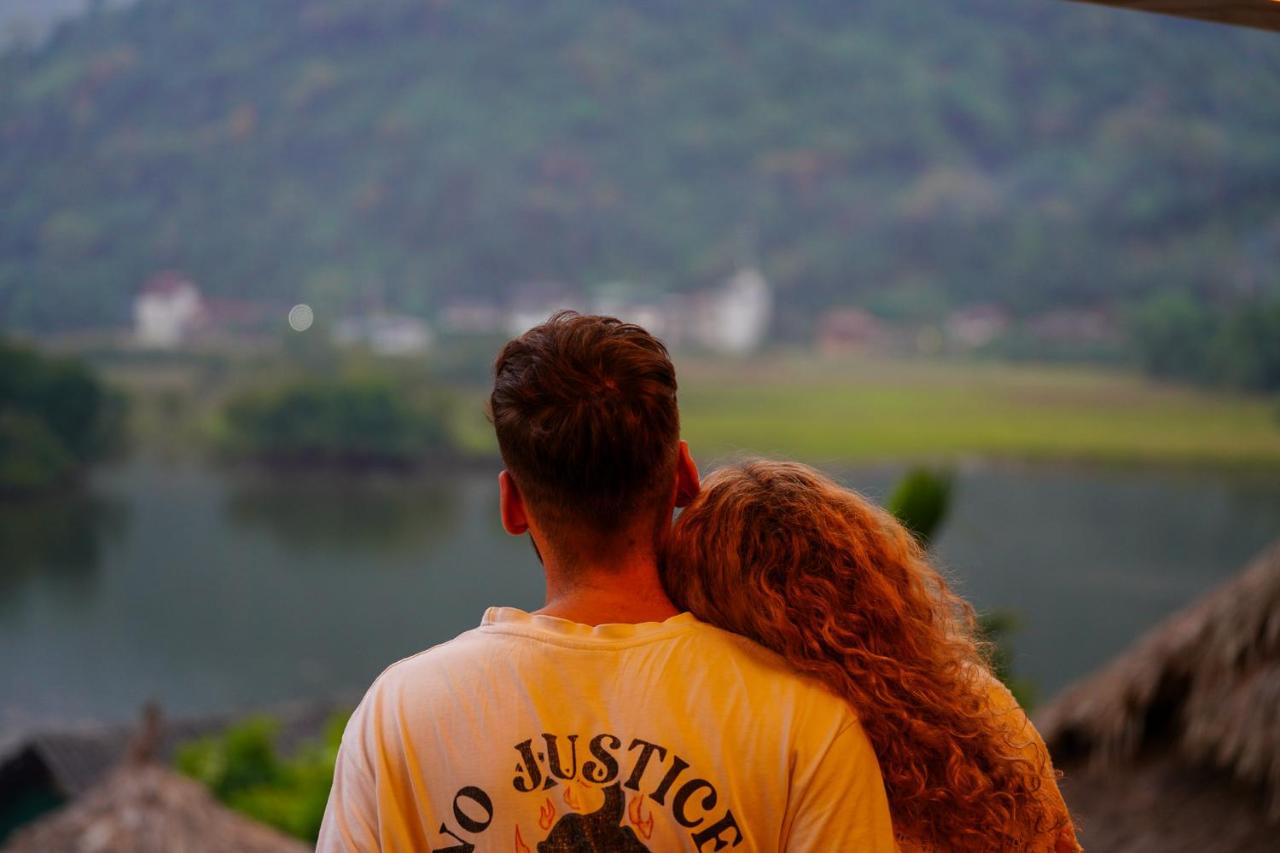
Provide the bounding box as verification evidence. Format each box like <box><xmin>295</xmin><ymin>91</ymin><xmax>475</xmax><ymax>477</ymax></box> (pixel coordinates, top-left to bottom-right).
<box><xmin>288</xmin><ymin>303</ymin><xmax>314</xmax><ymax>332</ymax></box>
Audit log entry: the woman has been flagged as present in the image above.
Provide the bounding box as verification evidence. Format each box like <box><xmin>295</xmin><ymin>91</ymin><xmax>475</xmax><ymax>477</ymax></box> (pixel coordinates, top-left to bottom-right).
<box><xmin>662</xmin><ymin>460</ymin><xmax>1080</xmax><ymax>852</ymax></box>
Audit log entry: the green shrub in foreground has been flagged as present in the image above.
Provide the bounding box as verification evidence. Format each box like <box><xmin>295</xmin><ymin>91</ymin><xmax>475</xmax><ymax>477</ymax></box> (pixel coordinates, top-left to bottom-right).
<box><xmin>176</xmin><ymin>713</ymin><xmax>348</xmax><ymax>843</ymax></box>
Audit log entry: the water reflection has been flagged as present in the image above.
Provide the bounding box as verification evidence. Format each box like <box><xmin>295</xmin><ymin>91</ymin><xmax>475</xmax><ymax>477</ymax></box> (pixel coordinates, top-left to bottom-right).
<box><xmin>0</xmin><ymin>490</ymin><xmax>128</xmax><ymax>605</ymax></box>
<box><xmin>225</xmin><ymin>475</ymin><xmax>459</xmax><ymax>557</ymax></box>
<box><xmin>1</xmin><ymin>457</ymin><xmax>1276</xmax><ymax>725</ymax></box>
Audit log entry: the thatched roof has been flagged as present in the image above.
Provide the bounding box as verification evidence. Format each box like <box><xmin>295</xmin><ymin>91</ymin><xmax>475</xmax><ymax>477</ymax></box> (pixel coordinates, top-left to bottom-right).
<box><xmin>1</xmin><ymin>763</ymin><xmax>309</xmax><ymax>853</ymax></box>
<box><xmin>1036</xmin><ymin>538</ymin><xmax>1280</xmax><ymax>851</ymax></box>
<box><xmin>0</xmin><ymin>697</ymin><xmax>347</xmax><ymax>802</ymax></box>
<box><xmin>1071</xmin><ymin>0</ymin><xmax>1280</xmax><ymax>32</ymax></box>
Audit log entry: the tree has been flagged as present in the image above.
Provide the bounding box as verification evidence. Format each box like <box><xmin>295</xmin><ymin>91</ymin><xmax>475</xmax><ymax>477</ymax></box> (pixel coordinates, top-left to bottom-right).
<box><xmin>0</xmin><ymin>340</ymin><xmax>123</xmax><ymax>494</ymax></box>
<box><xmin>220</xmin><ymin>376</ymin><xmax>452</xmax><ymax>468</ymax></box>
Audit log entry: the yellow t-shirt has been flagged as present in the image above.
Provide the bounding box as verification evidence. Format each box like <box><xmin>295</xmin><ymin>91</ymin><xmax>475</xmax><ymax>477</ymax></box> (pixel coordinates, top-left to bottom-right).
<box><xmin>319</xmin><ymin>607</ymin><xmax>896</xmax><ymax>852</ymax></box>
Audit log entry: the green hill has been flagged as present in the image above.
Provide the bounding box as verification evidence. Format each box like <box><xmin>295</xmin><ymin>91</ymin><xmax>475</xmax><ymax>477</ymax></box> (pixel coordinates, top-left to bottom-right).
<box><xmin>1</xmin><ymin>0</ymin><xmax>1277</xmax><ymax>332</ymax></box>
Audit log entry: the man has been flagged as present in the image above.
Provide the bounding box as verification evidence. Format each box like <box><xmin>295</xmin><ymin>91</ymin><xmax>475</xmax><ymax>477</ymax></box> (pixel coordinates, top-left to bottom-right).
<box><xmin>318</xmin><ymin>312</ymin><xmax>894</xmax><ymax>852</ymax></box>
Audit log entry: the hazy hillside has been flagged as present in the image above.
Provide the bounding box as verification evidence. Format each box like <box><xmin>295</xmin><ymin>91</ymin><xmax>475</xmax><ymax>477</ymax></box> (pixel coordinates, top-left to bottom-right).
<box><xmin>0</xmin><ymin>0</ymin><xmax>133</xmax><ymax>47</ymax></box>
<box><xmin>1</xmin><ymin>0</ymin><xmax>1278</xmax><ymax>332</ymax></box>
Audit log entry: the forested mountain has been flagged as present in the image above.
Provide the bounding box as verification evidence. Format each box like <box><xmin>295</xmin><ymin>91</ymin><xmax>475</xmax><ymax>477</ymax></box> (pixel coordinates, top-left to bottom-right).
<box><xmin>0</xmin><ymin>0</ymin><xmax>121</xmax><ymax>48</ymax></box>
<box><xmin>1</xmin><ymin>0</ymin><xmax>1278</xmax><ymax>332</ymax></box>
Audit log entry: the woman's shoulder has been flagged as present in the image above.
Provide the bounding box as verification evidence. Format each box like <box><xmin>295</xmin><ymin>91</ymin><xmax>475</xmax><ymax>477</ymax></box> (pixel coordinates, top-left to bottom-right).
<box><xmin>968</xmin><ymin>667</ymin><xmax>1084</xmax><ymax>852</ymax></box>
<box><xmin>679</xmin><ymin>616</ymin><xmax>857</xmax><ymax>708</ymax></box>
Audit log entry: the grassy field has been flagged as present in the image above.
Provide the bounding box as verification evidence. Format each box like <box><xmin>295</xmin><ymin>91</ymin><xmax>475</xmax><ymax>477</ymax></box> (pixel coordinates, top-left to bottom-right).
<box><xmin>665</xmin><ymin>355</ymin><xmax>1280</xmax><ymax>468</ymax></box>
<box><xmin>101</xmin><ymin>348</ymin><xmax>1280</xmax><ymax>469</ymax></box>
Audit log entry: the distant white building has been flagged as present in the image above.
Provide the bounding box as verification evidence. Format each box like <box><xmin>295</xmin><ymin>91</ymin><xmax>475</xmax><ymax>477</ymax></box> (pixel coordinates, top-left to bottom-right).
<box><xmin>946</xmin><ymin>304</ymin><xmax>1010</xmax><ymax>350</ymax></box>
<box><xmin>1024</xmin><ymin>308</ymin><xmax>1119</xmax><ymax>345</ymax></box>
<box><xmin>482</xmin><ymin>270</ymin><xmax>772</xmax><ymax>353</ymax></box>
<box><xmin>591</xmin><ymin>282</ymin><xmax>669</xmax><ymax>339</ymax></box>
<box><xmin>333</xmin><ymin>313</ymin><xmax>433</xmax><ymax>356</ymax></box>
<box><xmin>134</xmin><ymin>271</ymin><xmax>204</xmax><ymax>348</ymax></box>
<box><xmin>816</xmin><ymin>307</ymin><xmax>890</xmax><ymax>357</ymax></box>
<box><xmin>505</xmin><ymin>281</ymin><xmax>585</xmax><ymax>336</ymax></box>
<box><xmin>693</xmin><ymin>267</ymin><xmax>773</xmax><ymax>355</ymax></box>
<box><xmin>439</xmin><ymin>299</ymin><xmax>505</xmax><ymax>335</ymax></box>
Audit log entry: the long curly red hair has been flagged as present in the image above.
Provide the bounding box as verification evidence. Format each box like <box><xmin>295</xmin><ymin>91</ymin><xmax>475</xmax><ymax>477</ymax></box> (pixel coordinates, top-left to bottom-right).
<box><xmin>661</xmin><ymin>460</ymin><xmax>1075</xmax><ymax>851</ymax></box>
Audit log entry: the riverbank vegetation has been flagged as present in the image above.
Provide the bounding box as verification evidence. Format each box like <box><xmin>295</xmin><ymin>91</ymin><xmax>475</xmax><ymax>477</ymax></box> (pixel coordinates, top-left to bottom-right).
<box><xmin>0</xmin><ymin>340</ymin><xmax>123</xmax><ymax>494</ymax></box>
<box><xmin>219</xmin><ymin>376</ymin><xmax>453</xmax><ymax>469</ymax></box>
<box><xmin>92</xmin><ymin>347</ymin><xmax>1280</xmax><ymax>470</ymax></box>
<box><xmin>1131</xmin><ymin>294</ymin><xmax>1280</xmax><ymax>393</ymax></box>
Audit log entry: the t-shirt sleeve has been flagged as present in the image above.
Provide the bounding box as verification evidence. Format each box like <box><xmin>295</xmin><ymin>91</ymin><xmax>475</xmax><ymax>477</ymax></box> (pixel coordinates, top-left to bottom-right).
<box><xmin>317</xmin><ymin>698</ymin><xmax>381</xmax><ymax>852</ymax></box>
<box><xmin>783</xmin><ymin>716</ymin><xmax>897</xmax><ymax>852</ymax></box>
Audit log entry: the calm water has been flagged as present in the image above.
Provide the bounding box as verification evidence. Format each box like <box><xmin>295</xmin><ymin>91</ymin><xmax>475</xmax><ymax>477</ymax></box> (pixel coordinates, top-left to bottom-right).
<box><xmin>2</xmin><ymin>457</ymin><xmax>1278</xmax><ymax>729</ymax></box>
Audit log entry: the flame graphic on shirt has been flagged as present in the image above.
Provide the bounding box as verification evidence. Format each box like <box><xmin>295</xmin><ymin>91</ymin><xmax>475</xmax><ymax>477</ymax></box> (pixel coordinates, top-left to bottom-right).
<box><xmin>563</xmin><ymin>783</ymin><xmax>582</xmax><ymax>811</ymax></box>
<box><xmin>514</xmin><ymin>825</ymin><xmax>531</xmax><ymax>853</ymax></box>
<box><xmin>628</xmin><ymin>794</ymin><xmax>655</xmax><ymax>840</ymax></box>
<box><xmin>538</xmin><ymin>797</ymin><xmax>556</xmax><ymax>830</ymax></box>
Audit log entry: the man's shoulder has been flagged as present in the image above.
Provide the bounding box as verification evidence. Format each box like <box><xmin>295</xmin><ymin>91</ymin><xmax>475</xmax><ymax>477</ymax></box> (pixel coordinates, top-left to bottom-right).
<box><xmin>679</xmin><ymin>619</ymin><xmax>857</xmax><ymax>715</ymax></box>
<box><xmin>368</xmin><ymin>623</ymin><xmax>495</xmax><ymax>687</ymax></box>
<box><xmin>361</xmin><ymin>612</ymin><xmax>854</xmax><ymax>727</ymax></box>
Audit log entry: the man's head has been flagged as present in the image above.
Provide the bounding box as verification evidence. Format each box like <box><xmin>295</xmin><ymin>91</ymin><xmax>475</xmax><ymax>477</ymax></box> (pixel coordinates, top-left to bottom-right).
<box><xmin>490</xmin><ymin>311</ymin><xmax>696</xmax><ymax>564</ymax></box>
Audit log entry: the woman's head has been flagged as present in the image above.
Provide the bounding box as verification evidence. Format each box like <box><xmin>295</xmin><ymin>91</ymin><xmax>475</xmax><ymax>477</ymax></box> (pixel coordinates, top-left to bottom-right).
<box><xmin>662</xmin><ymin>460</ymin><xmax>1069</xmax><ymax>851</ymax></box>
<box><xmin>664</xmin><ymin>460</ymin><xmax>946</xmax><ymax>669</ymax></box>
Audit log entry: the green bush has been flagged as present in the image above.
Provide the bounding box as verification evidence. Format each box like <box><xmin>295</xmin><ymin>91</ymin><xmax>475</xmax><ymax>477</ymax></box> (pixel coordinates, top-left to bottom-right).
<box><xmin>0</xmin><ymin>413</ymin><xmax>77</xmax><ymax>493</ymax></box>
<box><xmin>176</xmin><ymin>713</ymin><xmax>348</xmax><ymax>843</ymax></box>
<box><xmin>886</xmin><ymin>467</ymin><xmax>953</xmax><ymax>547</ymax></box>
<box><xmin>1130</xmin><ymin>294</ymin><xmax>1280</xmax><ymax>392</ymax></box>
<box><xmin>0</xmin><ymin>340</ymin><xmax>123</xmax><ymax>494</ymax></box>
<box><xmin>221</xmin><ymin>376</ymin><xmax>452</xmax><ymax>467</ymax></box>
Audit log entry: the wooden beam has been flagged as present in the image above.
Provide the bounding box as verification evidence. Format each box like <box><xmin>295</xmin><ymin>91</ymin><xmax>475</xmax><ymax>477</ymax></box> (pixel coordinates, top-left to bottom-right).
<box><xmin>1071</xmin><ymin>0</ymin><xmax>1280</xmax><ymax>32</ymax></box>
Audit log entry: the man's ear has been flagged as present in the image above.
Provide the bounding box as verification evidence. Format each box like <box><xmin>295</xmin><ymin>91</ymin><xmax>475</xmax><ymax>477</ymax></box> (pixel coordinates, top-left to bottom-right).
<box><xmin>499</xmin><ymin>470</ymin><xmax>530</xmax><ymax>535</ymax></box>
<box><xmin>674</xmin><ymin>440</ymin><xmax>701</xmax><ymax>508</ymax></box>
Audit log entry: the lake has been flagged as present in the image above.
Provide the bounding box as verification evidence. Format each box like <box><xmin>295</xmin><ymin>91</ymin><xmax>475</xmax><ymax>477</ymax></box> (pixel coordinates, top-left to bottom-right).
<box><xmin>2</xmin><ymin>456</ymin><xmax>1278</xmax><ymax>729</ymax></box>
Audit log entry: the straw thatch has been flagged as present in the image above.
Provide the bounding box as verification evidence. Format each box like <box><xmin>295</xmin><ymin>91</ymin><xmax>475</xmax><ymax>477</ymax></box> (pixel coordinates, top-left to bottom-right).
<box><xmin>1037</xmin><ymin>538</ymin><xmax>1280</xmax><ymax>852</ymax></box>
<box><xmin>1072</xmin><ymin>0</ymin><xmax>1280</xmax><ymax>32</ymax></box>
<box><xmin>0</xmin><ymin>697</ymin><xmax>348</xmax><ymax>805</ymax></box>
<box><xmin>1</xmin><ymin>763</ymin><xmax>309</xmax><ymax>853</ymax></box>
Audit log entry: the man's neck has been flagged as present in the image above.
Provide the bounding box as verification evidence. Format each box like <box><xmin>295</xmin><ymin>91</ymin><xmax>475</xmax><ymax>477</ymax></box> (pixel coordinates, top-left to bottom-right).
<box><xmin>534</xmin><ymin>552</ymin><xmax>681</xmax><ymax>626</ymax></box>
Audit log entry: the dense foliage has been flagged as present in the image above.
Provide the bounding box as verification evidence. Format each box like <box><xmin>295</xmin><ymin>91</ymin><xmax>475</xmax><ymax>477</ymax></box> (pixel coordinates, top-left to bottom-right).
<box><xmin>887</xmin><ymin>467</ymin><xmax>953</xmax><ymax>547</ymax></box>
<box><xmin>221</xmin><ymin>375</ymin><xmax>452</xmax><ymax>467</ymax></box>
<box><xmin>1131</xmin><ymin>294</ymin><xmax>1280</xmax><ymax>392</ymax></box>
<box><xmin>1</xmin><ymin>0</ymin><xmax>1277</xmax><ymax>333</ymax></box>
<box><xmin>0</xmin><ymin>340</ymin><xmax>123</xmax><ymax>493</ymax></box>
<box><xmin>176</xmin><ymin>713</ymin><xmax>347</xmax><ymax>843</ymax></box>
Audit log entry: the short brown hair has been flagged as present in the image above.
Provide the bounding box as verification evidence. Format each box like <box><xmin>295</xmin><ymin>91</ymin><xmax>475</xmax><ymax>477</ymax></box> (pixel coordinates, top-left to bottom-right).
<box><xmin>490</xmin><ymin>311</ymin><xmax>680</xmax><ymax>536</ymax></box>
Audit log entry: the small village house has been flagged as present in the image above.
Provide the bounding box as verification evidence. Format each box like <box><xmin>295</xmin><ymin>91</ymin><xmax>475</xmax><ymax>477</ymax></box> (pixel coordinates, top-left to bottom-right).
<box><xmin>815</xmin><ymin>307</ymin><xmax>891</xmax><ymax>357</ymax></box>
<box><xmin>945</xmin><ymin>304</ymin><xmax>1010</xmax><ymax>350</ymax></box>
<box><xmin>438</xmin><ymin>299</ymin><xmax>505</xmax><ymax>336</ymax></box>
<box><xmin>333</xmin><ymin>313</ymin><xmax>433</xmax><ymax>357</ymax></box>
<box><xmin>133</xmin><ymin>271</ymin><xmax>204</xmax><ymax>348</ymax></box>
<box><xmin>590</xmin><ymin>282</ymin><xmax>670</xmax><ymax>341</ymax></box>
<box><xmin>504</xmin><ymin>281</ymin><xmax>586</xmax><ymax>337</ymax></box>
<box><xmin>694</xmin><ymin>267</ymin><xmax>773</xmax><ymax>355</ymax></box>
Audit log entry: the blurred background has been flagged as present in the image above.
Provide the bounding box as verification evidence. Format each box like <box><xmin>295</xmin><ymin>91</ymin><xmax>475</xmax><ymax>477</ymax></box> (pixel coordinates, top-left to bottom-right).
<box><xmin>1</xmin><ymin>0</ymin><xmax>1278</xmax><ymax>849</ymax></box>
